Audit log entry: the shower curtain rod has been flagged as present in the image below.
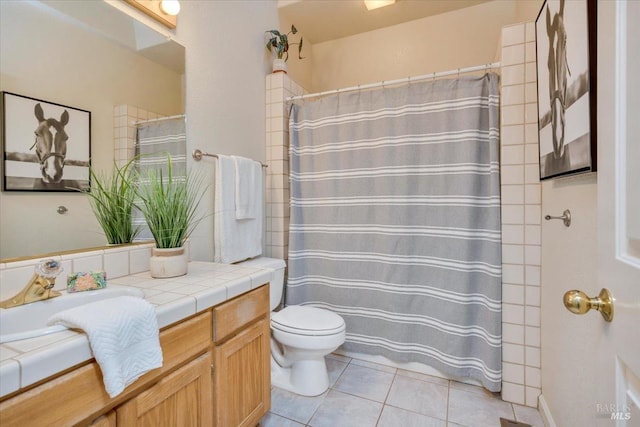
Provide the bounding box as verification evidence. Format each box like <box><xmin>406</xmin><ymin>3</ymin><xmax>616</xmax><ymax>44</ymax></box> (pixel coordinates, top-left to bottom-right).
<box><xmin>133</xmin><ymin>114</ymin><xmax>186</xmax><ymax>126</ymax></box>
<box><xmin>286</xmin><ymin>61</ymin><xmax>501</xmax><ymax>102</ymax></box>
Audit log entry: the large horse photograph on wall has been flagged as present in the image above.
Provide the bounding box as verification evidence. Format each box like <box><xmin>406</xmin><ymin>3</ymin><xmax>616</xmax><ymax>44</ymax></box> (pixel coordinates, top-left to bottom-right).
<box><xmin>1</xmin><ymin>92</ymin><xmax>90</xmax><ymax>191</ymax></box>
<box><xmin>535</xmin><ymin>0</ymin><xmax>596</xmax><ymax>180</ymax></box>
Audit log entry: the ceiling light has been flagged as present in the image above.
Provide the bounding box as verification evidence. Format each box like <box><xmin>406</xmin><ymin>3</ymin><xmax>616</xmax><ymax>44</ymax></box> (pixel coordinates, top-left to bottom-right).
<box><xmin>364</xmin><ymin>0</ymin><xmax>395</xmax><ymax>11</ymax></box>
<box><xmin>160</xmin><ymin>0</ymin><xmax>180</xmax><ymax>16</ymax></box>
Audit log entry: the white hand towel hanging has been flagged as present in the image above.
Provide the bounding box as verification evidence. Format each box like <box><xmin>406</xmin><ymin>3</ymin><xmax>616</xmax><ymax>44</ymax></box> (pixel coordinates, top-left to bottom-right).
<box><xmin>214</xmin><ymin>154</ymin><xmax>263</xmax><ymax>263</ymax></box>
<box><xmin>232</xmin><ymin>155</ymin><xmax>262</xmax><ymax>220</ymax></box>
<box><xmin>48</xmin><ymin>296</ymin><xmax>162</xmax><ymax>398</ymax></box>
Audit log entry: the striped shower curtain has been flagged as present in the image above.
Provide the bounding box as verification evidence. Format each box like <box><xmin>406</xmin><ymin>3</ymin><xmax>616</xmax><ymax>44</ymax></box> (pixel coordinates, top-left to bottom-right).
<box><xmin>133</xmin><ymin>117</ymin><xmax>187</xmax><ymax>241</ymax></box>
<box><xmin>286</xmin><ymin>74</ymin><xmax>502</xmax><ymax>391</ymax></box>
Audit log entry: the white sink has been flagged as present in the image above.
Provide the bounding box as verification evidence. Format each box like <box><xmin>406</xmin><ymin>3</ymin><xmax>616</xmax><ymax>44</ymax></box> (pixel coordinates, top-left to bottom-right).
<box><xmin>0</xmin><ymin>286</ymin><xmax>144</xmax><ymax>344</ymax></box>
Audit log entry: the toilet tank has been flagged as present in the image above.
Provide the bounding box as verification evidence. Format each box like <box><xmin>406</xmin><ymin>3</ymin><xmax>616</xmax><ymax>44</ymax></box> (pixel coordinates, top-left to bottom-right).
<box><xmin>235</xmin><ymin>257</ymin><xmax>286</xmax><ymax>311</ymax></box>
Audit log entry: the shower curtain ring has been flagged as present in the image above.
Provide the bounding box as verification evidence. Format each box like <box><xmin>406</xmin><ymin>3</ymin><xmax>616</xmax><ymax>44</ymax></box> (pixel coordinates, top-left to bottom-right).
<box><xmin>457</xmin><ymin>68</ymin><xmax>461</xmax><ymax>78</ymax></box>
<box><xmin>432</xmin><ymin>72</ymin><xmax>436</xmax><ymax>82</ymax></box>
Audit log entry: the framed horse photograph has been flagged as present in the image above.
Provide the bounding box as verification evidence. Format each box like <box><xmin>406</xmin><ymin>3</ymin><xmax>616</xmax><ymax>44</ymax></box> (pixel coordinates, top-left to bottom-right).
<box><xmin>1</xmin><ymin>92</ymin><xmax>91</xmax><ymax>191</ymax></box>
<box><xmin>535</xmin><ymin>0</ymin><xmax>597</xmax><ymax>180</ymax></box>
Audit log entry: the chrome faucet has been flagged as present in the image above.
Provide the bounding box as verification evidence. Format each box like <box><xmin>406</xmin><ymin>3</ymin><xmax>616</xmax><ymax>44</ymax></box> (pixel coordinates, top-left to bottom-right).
<box><xmin>0</xmin><ymin>259</ymin><xmax>63</xmax><ymax>309</ymax></box>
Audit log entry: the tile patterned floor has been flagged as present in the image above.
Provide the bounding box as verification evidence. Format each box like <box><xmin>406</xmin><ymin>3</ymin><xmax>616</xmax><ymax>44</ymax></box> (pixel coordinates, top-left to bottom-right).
<box><xmin>260</xmin><ymin>354</ymin><xmax>545</xmax><ymax>427</ymax></box>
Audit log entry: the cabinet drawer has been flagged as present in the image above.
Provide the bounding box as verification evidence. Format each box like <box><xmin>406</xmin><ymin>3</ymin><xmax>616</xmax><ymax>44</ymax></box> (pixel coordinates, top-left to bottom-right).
<box><xmin>0</xmin><ymin>312</ymin><xmax>212</xmax><ymax>427</ymax></box>
<box><xmin>213</xmin><ymin>285</ymin><xmax>269</xmax><ymax>343</ymax></box>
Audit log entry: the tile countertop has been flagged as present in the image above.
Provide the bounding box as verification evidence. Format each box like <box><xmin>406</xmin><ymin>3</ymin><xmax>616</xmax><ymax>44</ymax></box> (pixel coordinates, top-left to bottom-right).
<box><xmin>0</xmin><ymin>261</ymin><xmax>273</xmax><ymax>399</ymax></box>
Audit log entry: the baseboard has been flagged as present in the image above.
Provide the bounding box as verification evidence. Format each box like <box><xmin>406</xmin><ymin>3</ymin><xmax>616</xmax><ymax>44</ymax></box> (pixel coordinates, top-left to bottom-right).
<box><xmin>538</xmin><ymin>394</ymin><xmax>556</xmax><ymax>427</ymax></box>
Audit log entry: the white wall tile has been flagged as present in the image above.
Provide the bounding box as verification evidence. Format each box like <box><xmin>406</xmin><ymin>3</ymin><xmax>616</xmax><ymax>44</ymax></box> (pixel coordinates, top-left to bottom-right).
<box><xmin>525</xmin><ymin>326</ymin><xmax>541</xmax><ymax>347</ymax></box>
<box><xmin>503</xmin><ymin>323</ymin><xmax>525</xmax><ymax>345</ymax></box>
<box><xmin>503</xmin><ymin>303</ymin><xmax>525</xmax><ymax>324</ymax></box>
<box><xmin>525</xmin><ymin>225</ymin><xmax>541</xmax><ymax>245</ymax></box>
<box><xmin>502</xmin><ymin>105</ymin><xmax>525</xmax><ymax>126</ymax></box>
<box><xmin>70</xmin><ymin>255</ymin><xmax>103</xmax><ymax>274</ymax></box>
<box><xmin>525</xmin><ymin>306</ymin><xmax>541</xmax><ymax>327</ymax></box>
<box><xmin>525</xmin><ymin>387</ymin><xmax>541</xmax><ymax>407</ymax></box>
<box><xmin>502</xmin><ymin>145</ymin><xmax>525</xmax><ymax>165</ymax></box>
<box><xmin>525</xmin><ymin>83</ymin><xmax>537</xmax><ymax>104</ymax></box>
<box><xmin>502</xmin><ymin>64</ymin><xmax>525</xmax><ymax>86</ymax></box>
<box><xmin>524</xmin><ymin>164</ymin><xmax>540</xmax><ymax>184</ymax></box>
<box><xmin>525</xmin><ymin>124</ymin><xmax>538</xmax><ymax>145</ymax></box>
<box><xmin>502</xmin><ymin>382</ymin><xmax>526</xmax><ymax>405</ymax></box>
<box><xmin>502</xmin><ymin>185</ymin><xmax>525</xmax><ymax>205</ymax></box>
<box><xmin>525</xmin><ymin>366</ymin><xmax>541</xmax><ymax>388</ymax></box>
<box><xmin>525</xmin><ymin>62</ymin><xmax>537</xmax><ymax>83</ymax></box>
<box><xmin>525</xmin><ymin>23</ymin><xmax>535</xmax><ymax>42</ymax></box>
<box><xmin>525</xmin><ymin>245</ymin><xmax>541</xmax><ymax>266</ymax></box>
<box><xmin>502</xmin><ymin>165</ymin><xmax>524</xmax><ymax>185</ymax></box>
<box><xmin>130</xmin><ymin>247</ymin><xmax>152</xmax><ymax>274</ymax></box>
<box><xmin>502</xmin><ymin>205</ymin><xmax>524</xmax><ymax>224</ymax></box>
<box><xmin>0</xmin><ymin>265</ymin><xmax>35</xmax><ymax>300</ymax></box>
<box><xmin>502</xmin><ymin>85</ymin><xmax>525</xmax><ymax>106</ymax></box>
<box><xmin>525</xmin><ymin>346</ymin><xmax>541</xmax><ymax>368</ymax></box>
<box><xmin>502</xmin><ymin>225</ymin><xmax>524</xmax><ymax>245</ymax></box>
<box><xmin>503</xmin><ymin>284</ymin><xmax>525</xmax><ymax>305</ymax></box>
<box><xmin>525</xmin><ymin>286</ymin><xmax>541</xmax><ymax>307</ymax></box>
<box><xmin>525</xmin><ymin>144</ymin><xmax>539</xmax><ymax>164</ymax></box>
<box><xmin>503</xmin><ymin>343</ymin><xmax>525</xmax><ymax>365</ymax></box>
<box><xmin>503</xmin><ymin>264</ymin><xmax>525</xmax><ymax>285</ymax></box>
<box><xmin>525</xmin><ymin>103</ymin><xmax>538</xmax><ymax>124</ymax></box>
<box><xmin>525</xmin><ymin>265</ymin><xmax>541</xmax><ymax>286</ymax></box>
<box><xmin>502</xmin><ymin>244</ymin><xmax>524</xmax><ymax>264</ymax></box>
<box><xmin>502</xmin><ymin>45</ymin><xmax>525</xmax><ymax>66</ymax></box>
<box><xmin>502</xmin><ymin>125</ymin><xmax>525</xmax><ymax>146</ymax></box>
<box><xmin>525</xmin><ymin>42</ymin><xmax>536</xmax><ymax>63</ymax></box>
<box><xmin>525</xmin><ymin>184</ymin><xmax>541</xmax><ymax>204</ymax></box>
<box><xmin>503</xmin><ymin>362</ymin><xmax>525</xmax><ymax>384</ymax></box>
<box><xmin>103</xmin><ymin>250</ymin><xmax>129</xmax><ymax>280</ymax></box>
<box><xmin>524</xmin><ymin>205</ymin><xmax>541</xmax><ymax>225</ymax></box>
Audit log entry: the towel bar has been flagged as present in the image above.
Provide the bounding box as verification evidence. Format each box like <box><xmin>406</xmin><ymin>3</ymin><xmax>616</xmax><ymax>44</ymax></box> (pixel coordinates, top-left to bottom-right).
<box><xmin>192</xmin><ymin>149</ymin><xmax>268</xmax><ymax>168</ymax></box>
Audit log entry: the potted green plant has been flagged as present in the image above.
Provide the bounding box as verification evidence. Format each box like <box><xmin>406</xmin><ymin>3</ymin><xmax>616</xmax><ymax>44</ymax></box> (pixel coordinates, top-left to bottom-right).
<box><xmin>265</xmin><ymin>24</ymin><xmax>304</xmax><ymax>73</ymax></box>
<box><xmin>82</xmin><ymin>159</ymin><xmax>140</xmax><ymax>245</ymax></box>
<box><xmin>135</xmin><ymin>154</ymin><xmax>206</xmax><ymax>278</ymax></box>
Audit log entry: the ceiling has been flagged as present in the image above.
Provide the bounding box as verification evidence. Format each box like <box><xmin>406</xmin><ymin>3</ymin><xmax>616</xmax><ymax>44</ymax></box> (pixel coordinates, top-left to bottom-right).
<box><xmin>37</xmin><ymin>0</ymin><xmax>184</xmax><ymax>73</ymax></box>
<box><xmin>278</xmin><ymin>0</ymin><xmax>493</xmax><ymax>44</ymax></box>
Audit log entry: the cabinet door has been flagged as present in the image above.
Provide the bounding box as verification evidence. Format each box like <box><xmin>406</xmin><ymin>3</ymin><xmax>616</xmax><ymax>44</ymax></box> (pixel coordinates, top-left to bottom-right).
<box><xmin>89</xmin><ymin>411</ymin><xmax>116</xmax><ymax>427</ymax></box>
<box><xmin>117</xmin><ymin>352</ymin><xmax>213</xmax><ymax>427</ymax></box>
<box><xmin>214</xmin><ymin>317</ymin><xmax>270</xmax><ymax>427</ymax></box>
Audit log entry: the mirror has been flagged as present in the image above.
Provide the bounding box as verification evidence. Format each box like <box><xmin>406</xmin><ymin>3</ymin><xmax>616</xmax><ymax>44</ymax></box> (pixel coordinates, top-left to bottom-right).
<box><xmin>0</xmin><ymin>0</ymin><xmax>185</xmax><ymax>261</ymax></box>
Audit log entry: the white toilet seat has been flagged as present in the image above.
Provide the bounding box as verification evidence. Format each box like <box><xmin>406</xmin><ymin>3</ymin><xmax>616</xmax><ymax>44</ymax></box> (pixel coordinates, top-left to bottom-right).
<box><xmin>271</xmin><ymin>305</ymin><xmax>345</xmax><ymax>336</ymax></box>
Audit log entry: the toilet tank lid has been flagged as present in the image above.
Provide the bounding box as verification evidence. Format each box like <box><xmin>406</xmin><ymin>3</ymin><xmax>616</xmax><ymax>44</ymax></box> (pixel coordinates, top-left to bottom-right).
<box><xmin>236</xmin><ymin>256</ymin><xmax>286</xmax><ymax>271</ymax></box>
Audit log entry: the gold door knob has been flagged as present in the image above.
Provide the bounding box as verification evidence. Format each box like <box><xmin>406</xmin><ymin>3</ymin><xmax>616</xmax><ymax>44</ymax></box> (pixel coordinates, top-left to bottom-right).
<box><xmin>563</xmin><ymin>288</ymin><xmax>614</xmax><ymax>322</ymax></box>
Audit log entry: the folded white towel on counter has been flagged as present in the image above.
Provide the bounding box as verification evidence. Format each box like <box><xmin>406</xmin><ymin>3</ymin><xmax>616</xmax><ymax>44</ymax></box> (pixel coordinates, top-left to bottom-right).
<box><xmin>47</xmin><ymin>296</ymin><xmax>162</xmax><ymax>398</ymax></box>
<box><xmin>214</xmin><ymin>154</ymin><xmax>263</xmax><ymax>263</ymax></box>
<box><xmin>232</xmin><ymin>155</ymin><xmax>262</xmax><ymax>220</ymax></box>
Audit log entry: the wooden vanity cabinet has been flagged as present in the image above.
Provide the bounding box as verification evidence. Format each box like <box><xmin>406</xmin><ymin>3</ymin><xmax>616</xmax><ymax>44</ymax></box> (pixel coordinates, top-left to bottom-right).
<box><xmin>0</xmin><ymin>284</ymin><xmax>271</xmax><ymax>427</ymax></box>
<box><xmin>89</xmin><ymin>411</ymin><xmax>116</xmax><ymax>427</ymax></box>
<box><xmin>212</xmin><ymin>285</ymin><xmax>271</xmax><ymax>427</ymax></box>
<box><xmin>116</xmin><ymin>352</ymin><xmax>212</xmax><ymax>426</ymax></box>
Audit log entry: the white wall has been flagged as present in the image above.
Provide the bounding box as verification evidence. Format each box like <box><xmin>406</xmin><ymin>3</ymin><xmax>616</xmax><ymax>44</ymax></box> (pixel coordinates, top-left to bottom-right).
<box><xmin>309</xmin><ymin>1</ymin><xmax>519</xmax><ymax>92</ymax></box>
<box><xmin>0</xmin><ymin>1</ymin><xmax>183</xmax><ymax>259</ymax></box>
<box><xmin>174</xmin><ymin>0</ymin><xmax>279</xmax><ymax>261</ymax></box>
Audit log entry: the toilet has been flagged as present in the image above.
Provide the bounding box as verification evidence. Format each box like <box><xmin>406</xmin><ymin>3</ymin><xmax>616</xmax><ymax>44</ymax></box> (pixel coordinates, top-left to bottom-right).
<box><xmin>236</xmin><ymin>257</ymin><xmax>346</xmax><ymax>397</ymax></box>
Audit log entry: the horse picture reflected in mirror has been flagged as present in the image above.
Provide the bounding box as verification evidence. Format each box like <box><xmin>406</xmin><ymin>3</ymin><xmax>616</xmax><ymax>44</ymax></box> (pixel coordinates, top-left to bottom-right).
<box><xmin>32</xmin><ymin>103</ymin><xmax>69</xmax><ymax>184</ymax></box>
<box><xmin>2</xmin><ymin>92</ymin><xmax>90</xmax><ymax>192</ymax></box>
<box><xmin>535</xmin><ymin>0</ymin><xmax>596</xmax><ymax>180</ymax></box>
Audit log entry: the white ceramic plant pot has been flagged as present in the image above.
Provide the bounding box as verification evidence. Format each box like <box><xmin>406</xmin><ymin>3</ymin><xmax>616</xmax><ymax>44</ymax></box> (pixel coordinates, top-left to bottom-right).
<box><xmin>272</xmin><ymin>58</ymin><xmax>287</xmax><ymax>74</ymax></box>
<box><xmin>150</xmin><ymin>246</ymin><xmax>187</xmax><ymax>278</ymax></box>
